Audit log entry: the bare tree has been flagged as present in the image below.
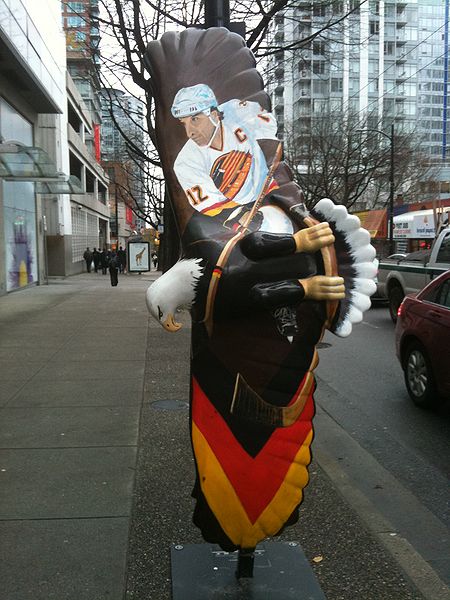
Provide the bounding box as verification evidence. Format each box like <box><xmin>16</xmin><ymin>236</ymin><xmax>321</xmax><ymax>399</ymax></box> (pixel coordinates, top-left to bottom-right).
<box><xmin>283</xmin><ymin>110</ymin><xmax>435</xmax><ymax>211</ymax></box>
<box><xmin>71</xmin><ymin>0</ymin><xmax>371</xmax><ymax>268</ymax></box>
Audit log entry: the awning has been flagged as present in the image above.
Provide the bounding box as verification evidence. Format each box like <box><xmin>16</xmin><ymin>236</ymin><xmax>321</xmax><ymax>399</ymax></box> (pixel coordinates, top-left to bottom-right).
<box><xmin>353</xmin><ymin>209</ymin><xmax>387</xmax><ymax>238</ymax></box>
<box><xmin>0</xmin><ymin>142</ymin><xmax>82</xmax><ymax>194</ymax></box>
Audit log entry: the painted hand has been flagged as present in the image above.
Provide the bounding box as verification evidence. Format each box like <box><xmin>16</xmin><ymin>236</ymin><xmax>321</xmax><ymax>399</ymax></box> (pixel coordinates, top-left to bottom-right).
<box><xmin>293</xmin><ymin>223</ymin><xmax>335</xmax><ymax>254</ymax></box>
<box><xmin>299</xmin><ymin>275</ymin><xmax>345</xmax><ymax>301</ymax></box>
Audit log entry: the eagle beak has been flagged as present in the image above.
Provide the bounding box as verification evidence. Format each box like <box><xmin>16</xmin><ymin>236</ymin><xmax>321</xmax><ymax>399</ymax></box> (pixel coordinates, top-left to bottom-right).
<box><xmin>162</xmin><ymin>313</ymin><xmax>182</xmax><ymax>332</ymax></box>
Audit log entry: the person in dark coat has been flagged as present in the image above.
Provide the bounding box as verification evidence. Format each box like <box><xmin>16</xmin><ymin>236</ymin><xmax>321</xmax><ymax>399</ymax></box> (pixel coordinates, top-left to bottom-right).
<box><xmin>100</xmin><ymin>248</ymin><xmax>108</xmax><ymax>275</ymax></box>
<box><xmin>118</xmin><ymin>246</ymin><xmax>127</xmax><ymax>273</ymax></box>
<box><xmin>92</xmin><ymin>248</ymin><xmax>100</xmax><ymax>273</ymax></box>
<box><xmin>109</xmin><ymin>250</ymin><xmax>119</xmax><ymax>286</ymax></box>
<box><xmin>83</xmin><ymin>248</ymin><xmax>93</xmax><ymax>273</ymax></box>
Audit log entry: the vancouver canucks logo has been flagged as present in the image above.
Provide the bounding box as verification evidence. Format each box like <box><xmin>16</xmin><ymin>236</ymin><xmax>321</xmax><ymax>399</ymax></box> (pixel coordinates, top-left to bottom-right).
<box><xmin>210</xmin><ymin>151</ymin><xmax>252</xmax><ymax>200</ymax></box>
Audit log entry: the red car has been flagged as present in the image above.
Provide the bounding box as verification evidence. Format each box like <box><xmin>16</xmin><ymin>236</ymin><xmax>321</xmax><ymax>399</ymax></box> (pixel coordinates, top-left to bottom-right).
<box><xmin>395</xmin><ymin>270</ymin><xmax>450</xmax><ymax>408</ymax></box>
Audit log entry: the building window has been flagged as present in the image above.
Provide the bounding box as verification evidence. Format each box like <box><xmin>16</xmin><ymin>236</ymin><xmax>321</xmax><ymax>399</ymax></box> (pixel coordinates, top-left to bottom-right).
<box><xmin>313</xmin><ymin>61</ymin><xmax>326</xmax><ymax>75</ymax></box>
<box><xmin>71</xmin><ymin>208</ymin><xmax>99</xmax><ymax>262</ymax></box>
<box><xmin>370</xmin><ymin>21</ymin><xmax>379</xmax><ymax>35</ymax></box>
<box><xmin>67</xmin><ymin>2</ymin><xmax>85</xmax><ymax>12</ymax></box>
<box><xmin>67</xmin><ymin>16</ymin><xmax>83</xmax><ymax>27</ymax></box>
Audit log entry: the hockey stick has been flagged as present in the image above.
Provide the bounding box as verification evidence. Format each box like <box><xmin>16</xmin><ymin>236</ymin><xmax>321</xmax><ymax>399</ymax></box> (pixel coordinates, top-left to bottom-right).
<box><xmin>202</xmin><ymin>142</ymin><xmax>283</xmax><ymax>336</ymax></box>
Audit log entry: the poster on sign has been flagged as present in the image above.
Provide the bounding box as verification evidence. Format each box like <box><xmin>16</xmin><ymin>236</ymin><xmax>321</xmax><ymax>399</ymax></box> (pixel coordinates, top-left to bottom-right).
<box><xmin>128</xmin><ymin>241</ymin><xmax>150</xmax><ymax>272</ymax></box>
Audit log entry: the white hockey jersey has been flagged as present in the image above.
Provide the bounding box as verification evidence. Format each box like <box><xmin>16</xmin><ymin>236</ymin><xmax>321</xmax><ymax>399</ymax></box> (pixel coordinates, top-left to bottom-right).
<box><xmin>173</xmin><ymin>99</ymin><xmax>279</xmax><ymax>216</ymax></box>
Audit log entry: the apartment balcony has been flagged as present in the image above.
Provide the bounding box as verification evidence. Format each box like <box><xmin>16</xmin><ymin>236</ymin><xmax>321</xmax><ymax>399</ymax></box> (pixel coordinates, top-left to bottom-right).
<box><xmin>396</xmin><ymin>36</ymin><xmax>407</xmax><ymax>46</ymax></box>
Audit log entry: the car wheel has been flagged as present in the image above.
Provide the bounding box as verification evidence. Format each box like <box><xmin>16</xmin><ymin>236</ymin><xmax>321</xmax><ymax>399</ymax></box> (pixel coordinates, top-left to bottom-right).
<box><xmin>403</xmin><ymin>341</ymin><xmax>437</xmax><ymax>408</ymax></box>
<box><xmin>388</xmin><ymin>285</ymin><xmax>404</xmax><ymax>323</ymax></box>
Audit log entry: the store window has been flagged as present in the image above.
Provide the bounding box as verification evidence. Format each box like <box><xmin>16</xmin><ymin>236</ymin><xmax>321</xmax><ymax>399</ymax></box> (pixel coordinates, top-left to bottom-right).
<box><xmin>0</xmin><ymin>98</ymin><xmax>38</xmax><ymax>292</ymax></box>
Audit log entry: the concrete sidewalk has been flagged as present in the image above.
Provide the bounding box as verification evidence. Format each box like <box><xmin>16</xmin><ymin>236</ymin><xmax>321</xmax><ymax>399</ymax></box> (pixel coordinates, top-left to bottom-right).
<box><xmin>0</xmin><ymin>272</ymin><xmax>154</xmax><ymax>600</ymax></box>
<box><xmin>0</xmin><ymin>273</ymin><xmax>426</xmax><ymax>600</ymax></box>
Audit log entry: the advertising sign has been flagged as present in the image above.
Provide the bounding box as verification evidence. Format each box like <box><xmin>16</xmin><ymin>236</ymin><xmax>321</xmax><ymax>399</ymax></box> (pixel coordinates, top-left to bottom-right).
<box><xmin>128</xmin><ymin>241</ymin><xmax>150</xmax><ymax>272</ymax></box>
<box><xmin>394</xmin><ymin>213</ymin><xmax>435</xmax><ymax>239</ymax></box>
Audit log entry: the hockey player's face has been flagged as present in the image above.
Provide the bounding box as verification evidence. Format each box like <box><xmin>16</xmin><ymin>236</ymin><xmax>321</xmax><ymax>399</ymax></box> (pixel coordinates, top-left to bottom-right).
<box><xmin>179</xmin><ymin>112</ymin><xmax>217</xmax><ymax>146</ymax></box>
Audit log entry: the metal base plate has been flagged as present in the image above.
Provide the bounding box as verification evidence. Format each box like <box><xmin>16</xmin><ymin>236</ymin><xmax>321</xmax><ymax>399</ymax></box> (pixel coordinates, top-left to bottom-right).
<box><xmin>171</xmin><ymin>541</ymin><xmax>326</xmax><ymax>599</ymax></box>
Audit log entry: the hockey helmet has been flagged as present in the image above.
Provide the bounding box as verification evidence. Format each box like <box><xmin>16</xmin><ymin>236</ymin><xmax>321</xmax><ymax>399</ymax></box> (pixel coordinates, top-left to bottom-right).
<box><xmin>171</xmin><ymin>84</ymin><xmax>218</xmax><ymax>118</ymax></box>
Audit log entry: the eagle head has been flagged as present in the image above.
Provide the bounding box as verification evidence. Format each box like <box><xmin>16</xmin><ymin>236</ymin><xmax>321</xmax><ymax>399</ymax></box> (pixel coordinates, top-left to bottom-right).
<box><xmin>146</xmin><ymin>258</ymin><xmax>204</xmax><ymax>332</ymax></box>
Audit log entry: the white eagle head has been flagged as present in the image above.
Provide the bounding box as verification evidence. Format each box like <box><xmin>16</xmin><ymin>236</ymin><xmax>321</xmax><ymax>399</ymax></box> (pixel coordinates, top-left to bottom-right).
<box><xmin>145</xmin><ymin>258</ymin><xmax>204</xmax><ymax>332</ymax></box>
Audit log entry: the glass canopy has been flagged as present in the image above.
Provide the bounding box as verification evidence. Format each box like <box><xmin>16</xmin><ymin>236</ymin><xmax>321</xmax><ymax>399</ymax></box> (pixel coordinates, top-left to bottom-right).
<box><xmin>0</xmin><ymin>143</ymin><xmax>82</xmax><ymax>194</ymax></box>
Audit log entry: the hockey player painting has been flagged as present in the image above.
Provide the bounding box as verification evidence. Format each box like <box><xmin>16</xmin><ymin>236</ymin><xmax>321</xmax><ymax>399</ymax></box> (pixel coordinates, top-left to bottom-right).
<box><xmin>171</xmin><ymin>83</ymin><xmax>281</xmax><ymax>229</ymax></box>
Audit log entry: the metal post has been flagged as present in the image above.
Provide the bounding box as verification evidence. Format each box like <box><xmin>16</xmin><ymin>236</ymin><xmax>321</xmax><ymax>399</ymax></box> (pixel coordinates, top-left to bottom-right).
<box><xmin>357</xmin><ymin>126</ymin><xmax>395</xmax><ymax>255</ymax></box>
<box><xmin>443</xmin><ymin>0</ymin><xmax>449</xmax><ymax>161</ymax></box>
<box><xmin>115</xmin><ymin>193</ymin><xmax>119</xmax><ymax>249</ymax></box>
<box><xmin>389</xmin><ymin>123</ymin><xmax>395</xmax><ymax>255</ymax></box>
<box><xmin>235</xmin><ymin>548</ymin><xmax>255</xmax><ymax>579</ymax></box>
<box><xmin>205</xmin><ymin>0</ymin><xmax>230</xmax><ymax>28</ymax></box>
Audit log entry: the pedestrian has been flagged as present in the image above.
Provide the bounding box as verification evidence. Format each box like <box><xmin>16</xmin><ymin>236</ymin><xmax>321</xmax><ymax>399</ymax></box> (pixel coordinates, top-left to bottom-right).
<box><xmin>83</xmin><ymin>247</ymin><xmax>93</xmax><ymax>273</ymax></box>
<box><xmin>118</xmin><ymin>245</ymin><xmax>127</xmax><ymax>273</ymax></box>
<box><xmin>151</xmin><ymin>251</ymin><xmax>158</xmax><ymax>270</ymax></box>
<box><xmin>92</xmin><ymin>247</ymin><xmax>100</xmax><ymax>273</ymax></box>
<box><xmin>100</xmin><ymin>248</ymin><xmax>108</xmax><ymax>275</ymax></box>
<box><xmin>109</xmin><ymin>250</ymin><xmax>119</xmax><ymax>286</ymax></box>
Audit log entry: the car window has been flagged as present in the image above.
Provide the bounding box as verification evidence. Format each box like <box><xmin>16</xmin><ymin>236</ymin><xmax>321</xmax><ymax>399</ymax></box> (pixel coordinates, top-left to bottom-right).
<box><xmin>404</xmin><ymin>249</ymin><xmax>431</xmax><ymax>262</ymax></box>
<box><xmin>435</xmin><ymin>280</ymin><xmax>450</xmax><ymax>308</ymax></box>
<box><xmin>436</xmin><ymin>234</ymin><xmax>450</xmax><ymax>263</ymax></box>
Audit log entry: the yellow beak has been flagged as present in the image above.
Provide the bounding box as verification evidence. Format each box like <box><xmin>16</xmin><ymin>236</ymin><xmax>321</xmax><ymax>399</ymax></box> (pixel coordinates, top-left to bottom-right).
<box><xmin>162</xmin><ymin>313</ymin><xmax>182</xmax><ymax>332</ymax></box>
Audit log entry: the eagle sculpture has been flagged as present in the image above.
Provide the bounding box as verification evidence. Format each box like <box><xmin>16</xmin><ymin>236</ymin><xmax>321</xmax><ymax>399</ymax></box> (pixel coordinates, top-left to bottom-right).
<box><xmin>144</xmin><ymin>28</ymin><xmax>376</xmax><ymax>556</ymax></box>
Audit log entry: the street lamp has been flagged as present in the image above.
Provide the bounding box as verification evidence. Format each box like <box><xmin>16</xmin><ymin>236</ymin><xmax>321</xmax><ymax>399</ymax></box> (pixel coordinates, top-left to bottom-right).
<box><xmin>357</xmin><ymin>124</ymin><xmax>395</xmax><ymax>255</ymax></box>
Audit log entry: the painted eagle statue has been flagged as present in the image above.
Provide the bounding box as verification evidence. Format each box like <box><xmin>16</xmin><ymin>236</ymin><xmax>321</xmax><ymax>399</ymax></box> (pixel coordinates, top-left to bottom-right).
<box><xmin>144</xmin><ymin>28</ymin><xmax>377</xmax><ymax>553</ymax></box>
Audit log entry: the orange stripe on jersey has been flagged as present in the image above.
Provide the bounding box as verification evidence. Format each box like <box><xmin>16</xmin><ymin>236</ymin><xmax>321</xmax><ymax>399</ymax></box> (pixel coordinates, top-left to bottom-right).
<box><xmin>202</xmin><ymin>199</ymin><xmax>239</xmax><ymax>216</ymax></box>
<box><xmin>220</xmin><ymin>152</ymin><xmax>248</xmax><ymax>190</ymax></box>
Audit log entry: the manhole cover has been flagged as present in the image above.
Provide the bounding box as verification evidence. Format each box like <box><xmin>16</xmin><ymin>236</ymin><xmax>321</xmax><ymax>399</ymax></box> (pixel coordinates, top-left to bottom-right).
<box><xmin>317</xmin><ymin>342</ymin><xmax>332</xmax><ymax>349</ymax></box>
<box><xmin>151</xmin><ymin>400</ymin><xmax>189</xmax><ymax>411</ymax></box>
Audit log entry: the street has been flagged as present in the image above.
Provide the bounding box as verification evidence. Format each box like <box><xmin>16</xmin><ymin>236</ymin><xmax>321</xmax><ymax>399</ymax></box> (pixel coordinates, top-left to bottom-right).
<box><xmin>314</xmin><ymin>303</ymin><xmax>450</xmax><ymax>597</ymax></box>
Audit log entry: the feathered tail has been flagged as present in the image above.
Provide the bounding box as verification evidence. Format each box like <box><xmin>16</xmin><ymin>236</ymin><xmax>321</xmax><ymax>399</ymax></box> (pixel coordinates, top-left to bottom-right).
<box><xmin>311</xmin><ymin>198</ymin><xmax>377</xmax><ymax>337</ymax></box>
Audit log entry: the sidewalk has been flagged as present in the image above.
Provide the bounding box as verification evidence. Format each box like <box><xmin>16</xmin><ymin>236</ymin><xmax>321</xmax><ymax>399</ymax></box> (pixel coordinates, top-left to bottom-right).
<box><xmin>0</xmin><ymin>273</ymin><xmax>425</xmax><ymax>600</ymax></box>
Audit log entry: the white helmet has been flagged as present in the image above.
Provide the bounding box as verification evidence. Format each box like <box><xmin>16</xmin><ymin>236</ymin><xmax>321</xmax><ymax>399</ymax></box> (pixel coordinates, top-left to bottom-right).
<box><xmin>171</xmin><ymin>84</ymin><xmax>218</xmax><ymax>118</ymax></box>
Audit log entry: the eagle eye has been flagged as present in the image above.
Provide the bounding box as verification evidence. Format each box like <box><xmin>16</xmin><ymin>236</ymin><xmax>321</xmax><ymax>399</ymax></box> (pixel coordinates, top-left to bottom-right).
<box><xmin>157</xmin><ymin>305</ymin><xmax>163</xmax><ymax>320</ymax></box>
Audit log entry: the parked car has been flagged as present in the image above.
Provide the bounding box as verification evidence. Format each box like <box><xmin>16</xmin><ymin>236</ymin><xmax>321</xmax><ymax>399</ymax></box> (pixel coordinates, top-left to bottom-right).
<box><xmin>377</xmin><ymin>228</ymin><xmax>450</xmax><ymax>322</ymax></box>
<box><xmin>395</xmin><ymin>270</ymin><xmax>450</xmax><ymax>408</ymax></box>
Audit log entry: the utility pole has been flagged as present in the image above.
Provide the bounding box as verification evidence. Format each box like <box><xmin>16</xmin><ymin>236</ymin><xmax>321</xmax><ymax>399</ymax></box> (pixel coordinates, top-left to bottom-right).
<box><xmin>204</xmin><ymin>0</ymin><xmax>245</xmax><ymax>37</ymax></box>
<box><xmin>389</xmin><ymin>123</ymin><xmax>395</xmax><ymax>255</ymax></box>
<box><xmin>205</xmin><ymin>0</ymin><xmax>229</xmax><ymax>29</ymax></box>
<box><xmin>358</xmin><ymin>126</ymin><xmax>395</xmax><ymax>255</ymax></box>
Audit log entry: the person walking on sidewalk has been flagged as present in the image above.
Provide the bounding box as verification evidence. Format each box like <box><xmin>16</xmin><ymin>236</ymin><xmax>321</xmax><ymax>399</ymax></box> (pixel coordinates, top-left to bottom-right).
<box><xmin>92</xmin><ymin>247</ymin><xmax>100</xmax><ymax>273</ymax></box>
<box><xmin>118</xmin><ymin>246</ymin><xmax>127</xmax><ymax>273</ymax></box>
<box><xmin>109</xmin><ymin>250</ymin><xmax>119</xmax><ymax>286</ymax></box>
<box><xmin>100</xmin><ymin>248</ymin><xmax>108</xmax><ymax>275</ymax></box>
<box><xmin>83</xmin><ymin>247</ymin><xmax>93</xmax><ymax>273</ymax></box>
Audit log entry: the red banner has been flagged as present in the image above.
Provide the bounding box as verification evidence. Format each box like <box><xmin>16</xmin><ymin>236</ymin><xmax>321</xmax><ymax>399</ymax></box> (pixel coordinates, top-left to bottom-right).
<box><xmin>126</xmin><ymin>206</ymin><xmax>133</xmax><ymax>224</ymax></box>
<box><xmin>93</xmin><ymin>124</ymin><xmax>101</xmax><ymax>162</ymax></box>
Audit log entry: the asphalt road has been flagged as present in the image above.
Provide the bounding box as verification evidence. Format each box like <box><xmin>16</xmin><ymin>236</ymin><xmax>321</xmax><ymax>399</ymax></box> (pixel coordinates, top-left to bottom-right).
<box><xmin>314</xmin><ymin>304</ymin><xmax>450</xmax><ymax>597</ymax></box>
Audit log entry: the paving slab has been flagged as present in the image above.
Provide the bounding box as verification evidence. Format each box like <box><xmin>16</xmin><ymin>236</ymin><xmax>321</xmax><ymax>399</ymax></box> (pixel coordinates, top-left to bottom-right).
<box><xmin>0</xmin><ymin>406</ymin><xmax>140</xmax><ymax>448</ymax></box>
<box><xmin>0</xmin><ymin>517</ymin><xmax>129</xmax><ymax>600</ymax></box>
<box><xmin>34</xmin><ymin>359</ymin><xmax>145</xmax><ymax>381</ymax></box>
<box><xmin>0</xmin><ymin>381</ymin><xmax>26</xmax><ymax>407</ymax></box>
<box><xmin>5</xmin><ymin>378</ymin><xmax>143</xmax><ymax>408</ymax></box>
<box><xmin>0</xmin><ymin>361</ymin><xmax>47</xmax><ymax>381</ymax></box>
<box><xmin>0</xmin><ymin>447</ymin><xmax>136</xmax><ymax>519</ymax></box>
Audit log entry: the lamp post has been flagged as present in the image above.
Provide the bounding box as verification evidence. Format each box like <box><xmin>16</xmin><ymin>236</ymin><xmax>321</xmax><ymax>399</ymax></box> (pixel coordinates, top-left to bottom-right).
<box><xmin>358</xmin><ymin>124</ymin><xmax>395</xmax><ymax>255</ymax></box>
